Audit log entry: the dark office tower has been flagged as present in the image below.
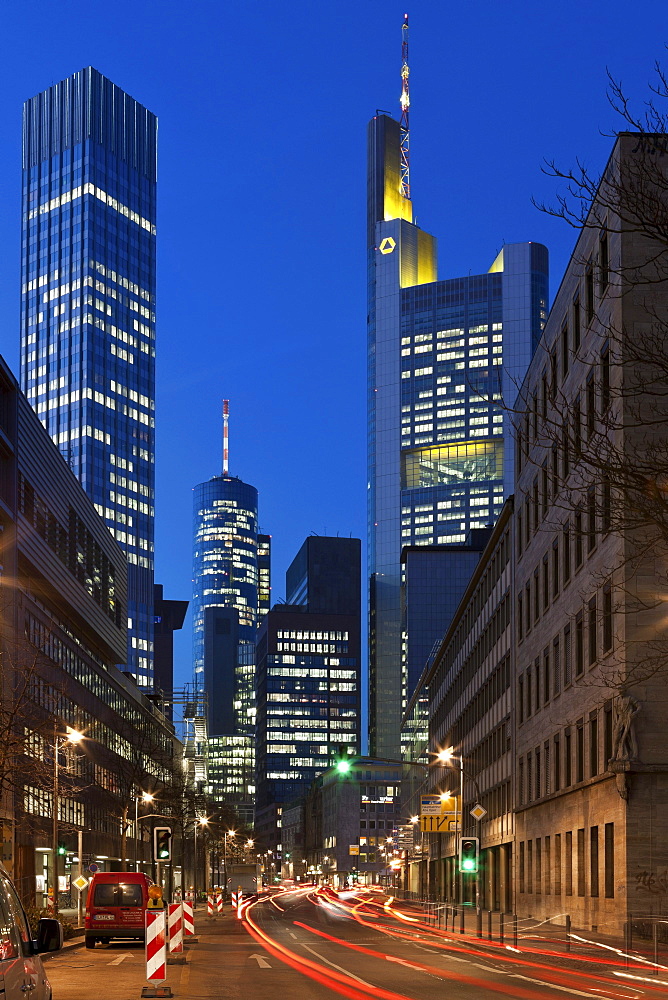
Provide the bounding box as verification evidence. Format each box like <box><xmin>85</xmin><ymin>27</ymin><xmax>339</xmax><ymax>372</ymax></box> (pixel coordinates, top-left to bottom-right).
<box><xmin>286</xmin><ymin>537</ymin><xmax>361</xmax><ymax>616</ymax></box>
<box><xmin>153</xmin><ymin>584</ymin><xmax>188</xmax><ymax>717</ymax></box>
<box><xmin>258</xmin><ymin>534</ymin><xmax>271</xmax><ymax>618</ymax></box>
<box><xmin>192</xmin><ymin>475</ymin><xmax>259</xmax><ymax>736</ymax></box>
<box><xmin>255</xmin><ymin>537</ymin><xmax>361</xmax><ymax>852</ymax></box>
<box><xmin>367</xmin><ymin>32</ymin><xmax>548</xmax><ymax>757</ymax></box>
<box><xmin>20</xmin><ymin>68</ymin><xmax>157</xmax><ymax>686</ymax></box>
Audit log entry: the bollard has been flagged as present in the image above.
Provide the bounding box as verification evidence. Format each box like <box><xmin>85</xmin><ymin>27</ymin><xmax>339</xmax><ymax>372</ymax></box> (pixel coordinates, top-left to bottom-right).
<box><xmin>565</xmin><ymin>914</ymin><xmax>571</xmax><ymax>953</ymax></box>
<box><xmin>459</xmin><ymin>907</ymin><xmax>465</xmax><ymax>935</ymax></box>
<box><xmin>476</xmin><ymin>908</ymin><xmax>482</xmax><ymax>939</ymax></box>
<box><xmin>207</xmin><ymin>894</ymin><xmax>214</xmax><ymax>916</ymax></box>
<box><xmin>654</xmin><ymin>922</ymin><xmax>659</xmax><ymax>975</ymax></box>
<box><xmin>513</xmin><ymin>913</ymin><xmax>518</xmax><ymax>950</ymax></box>
<box><xmin>182</xmin><ymin>901</ymin><xmax>194</xmax><ymax>937</ymax></box>
<box><xmin>216</xmin><ymin>892</ymin><xmax>223</xmax><ymax>914</ymax></box>
<box><xmin>500</xmin><ymin>911</ymin><xmax>505</xmax><ymax>945</ymax></box>
<box><xmin>487</xmin><ymin>909</ymin><xmax>492</xmax><ymax>941</ymax></box>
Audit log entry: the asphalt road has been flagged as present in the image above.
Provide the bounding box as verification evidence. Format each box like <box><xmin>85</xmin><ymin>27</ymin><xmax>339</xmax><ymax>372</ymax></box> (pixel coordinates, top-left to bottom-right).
<box><xmin>43</xmin><ymin>888</ymin><xmax>668</xmax><ymax>1000</ymax></box>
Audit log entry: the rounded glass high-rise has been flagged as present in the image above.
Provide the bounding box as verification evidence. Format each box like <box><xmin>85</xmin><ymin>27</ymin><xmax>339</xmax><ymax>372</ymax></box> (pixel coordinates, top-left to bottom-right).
<box><xmin>192</xmin><ymin>475</ymin><xmax>258</xmax><ymax>735</ymax></box>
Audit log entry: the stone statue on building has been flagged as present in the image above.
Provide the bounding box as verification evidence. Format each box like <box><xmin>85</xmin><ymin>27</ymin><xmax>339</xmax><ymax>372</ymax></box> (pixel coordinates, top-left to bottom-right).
<box><xmin>612</xmin><ymin>695</ymin><xmax>640</xmax><ymax>763</ymax></box>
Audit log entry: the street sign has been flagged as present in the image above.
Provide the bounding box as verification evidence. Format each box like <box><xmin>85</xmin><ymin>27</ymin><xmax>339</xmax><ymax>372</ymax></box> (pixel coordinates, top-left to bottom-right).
<box><xmin>419</xmin><ymin>815</ymin><xmax>457</xmax><ymax>833</ymax></box>
<box><xmin>448</xmin><ymin>821</ymin><xmax>461</xmax><ymax>833</ymax></box>
<box><xmin>88</xmin><ymin>863</ymin><xmax>99</xmax><ymax>874</ymax></box>
<box><xmin>73</xmin><ymin>875</ymin><xmax>89</xmax><ymax>891</ymax></box>
<box><xmin>420</xmin><ymin>795</ymin><xmax>444</xmax><ymax>816</ymax></box>
<box><xmin>349</xmin><ymin>845</ymin><xmax>360</xmax><ymax>856</ymax></box>
<box><xmin>470</xmin><ymin>803</ymin><xmax>487</xmax><ymax>821</ymax></box>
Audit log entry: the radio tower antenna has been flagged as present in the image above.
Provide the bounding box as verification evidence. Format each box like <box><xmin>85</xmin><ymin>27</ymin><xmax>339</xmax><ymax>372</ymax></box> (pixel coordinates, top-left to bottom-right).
<box><xmin>399</xmin><ymin>12</ymin><xmax>411</xmax><ymax>199</ymax></box>
<box><xmin>222</xmin><ymin>399</ymin><xmax>229</xmax><ymax>476</ymax></box>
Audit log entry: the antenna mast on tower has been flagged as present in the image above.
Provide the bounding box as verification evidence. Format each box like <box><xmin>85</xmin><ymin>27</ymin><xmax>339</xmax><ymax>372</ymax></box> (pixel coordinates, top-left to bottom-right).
<box><xmin>222</xmin><ymin>399</ymin><xmax>229</xmax><ymax>476</ymax></box>
<box><xmin>399</xmin><ymin>13</ymin><xmax>411</xmax><ymax>199</ymax></box>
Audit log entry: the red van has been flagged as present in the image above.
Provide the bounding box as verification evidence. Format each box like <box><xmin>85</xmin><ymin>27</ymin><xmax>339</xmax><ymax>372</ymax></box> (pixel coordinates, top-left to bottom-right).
<box><xmin>85</xmin><ymin>872</ymin><xmax>153</xmax><ymax>948</ymax></box>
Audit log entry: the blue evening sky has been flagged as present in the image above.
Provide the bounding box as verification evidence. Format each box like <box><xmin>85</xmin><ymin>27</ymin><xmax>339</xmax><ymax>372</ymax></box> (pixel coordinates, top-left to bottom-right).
<box><xmin>0</xmin><ymin>0</ymin><xmax>666</xmax><ymax>702</ymax></box>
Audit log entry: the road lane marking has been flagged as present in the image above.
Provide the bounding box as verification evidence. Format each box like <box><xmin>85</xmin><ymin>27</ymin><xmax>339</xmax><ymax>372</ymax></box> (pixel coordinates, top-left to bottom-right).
<box><xmin>509</xmin><ymin>973</ymin><xmax>606</xmax><ymax>997</ymax></box>
<box><xmin>289</xmin><ymin>932</ymin><xmax>297</xmax><ymax>939</ymax></box>
<box><xmin>107</xmin><ymin>953</ymin><xmax>133</xmax><ymax>965</ymax></box>
<box><xmin>385</xmin><ymin>955</ymin><xmax>424</xmax><ymax>971</ymax></box>
<box><xmin>250</xmin><ymin>953</ymin><xmax>272</xmax><ymax>968</ymax></box>
<box><xmin>299</xmin><ymin>944</ymin><xmax>374</xmax><ymax>987</ymax></box>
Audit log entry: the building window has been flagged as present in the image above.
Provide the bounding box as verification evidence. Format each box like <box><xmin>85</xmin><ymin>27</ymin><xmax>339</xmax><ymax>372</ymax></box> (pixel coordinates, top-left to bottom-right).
<box><xmin>573</xmin><ymin>295</ymin><xmax>581</xmax><ymax>351</ymax></box>
<box><xmin>526</xmin><ymin>669</ymin><xmax>532</xmax><ymax>718</ymax></box>
<box><xmin>602</xmin><ymin>584</ymin><xmax>613</xmax><ymax>653</ymax></box>
<box><xmin>589</xmin><ymin>713</ymin><xmax>599</xmax><ymax>777</ymax></box>
<box><xmin>543</xmin><ymin>648</ymin><xmax>550</xmax><ymax>705</ymax></box>
<box><xmin>517</xmin><ymin>511</ymin><xmax>523</xmax><ymax>557</ymax></box>
<box><xmin>587</xmin><ymin>488</ymin><xmax>597</xmax><ymax>553</ymax></box>
<box><xmin>544</xmin><ymin>740</ymin><xmax>551</xmax><ymax>795</ymax></box>
<box><xmin>561</xmin><ymin>323</ymin><xmax>569</xmax><ymax>379</ymax></box>
<box><xmin>564</xmin><ymin>624</ymin><xmax>572</xmax><ymax>686</ymax></box>
<box><xmin>555</xmin><ymin>833</ymin><xmax>562</xmax><ymax>896</ymax></box>
<box><xmin>575</xmin><ymin>510</ymin><xmax>583</xmax><ymax>567</ymax></box>
<box><xmin>585</xmin><ymin>264</ymin><xmax>594</xmax><ymax>325</ymax></box>
<box><xmin>527</xmin><ymin>841</ymin><xmax>533</xmax><ymax>894</ymax></box>
<box><xmin>518</xmin><ymin>759</ymin><xmax>524</xmax><ymax>806</ymax></box>
<box><xmin>542</xmin><ymin>557</ymin><xmax>549</xmax><ymax>611</ymax></box>
<box><xmin>576</xmin><ymin>720</ymin><xmax>585</xmax><ymax>783</ymax></box>
<box><xmin>586</xmin><ymin>372</ymin><xmax>596</xmax><ymax>440</ymax></box>
<box><xmin>588</xmin><ymin>596</ymin><xmax>597</xmax><ymax>666</ymax></box>
<box><xmin>552</xmin><ymin>538</ymin><xmax>559</xmax><ymax>598</ymax></box>
<box><xmin>553</xmin><ymin>634</ymin><xmax>561</xmax><ymax>697</ymax></box>
<box><xmin>575</xmin><ymin>612</ymin><xmax>584</xmax><ymax>676</ymax></box>
<box><xmin>600</xmin><ymin>341</ymin><xmax>610</xmax><ymax>413</ymax></box>
<box><xmin>590</xmin><ymin>826</ymin><xmax>600</xmax><ymax>898</ymax></box>
<box><xmin>554</xmin><ymin>735</ymin><xmax>561</xmax><ymax>791</ymax></box>
<box><xmin>577</xmin><ymin>828</ymin><xmax>586</xmax><ymax>896</ymax></box>
<box><xmin>563</xmin><ymin>521</ymin><xmax>571</xmax><ymax>583</ymax></box>
<box><xmin>517</xmin><ymin>594</ymin><xmax>524</xmax><ymax>643</ymax></box>
<box><xmin>545</xmin><ymin>836</ymin><xmax>552</xmax><ymax>895</ymax></box>
<box><xmin>520</xmin><ymin>841</ymin><xmax>525</xmax><ymax>893</ymax></box>
<box><xmin>518</xmin><ymin>678</ymin><xmax>524</xmax><ymax>725</ymax></box>
<box><xmin>565</xmin><ymin>729</ymin><xmax>573</xmax><ymax>787</ymax></box>
<box><xmin>534</xmin><ymin>570</ymin><xmax>540</xmax><ymax>624</ymax></box>
<box><xmin>565</xmin><ymin>830</ymin><xmax>573</xmax><ymax>895</ymax></box>
<box><xmin>535</xmin><ymin>746</ymin><xmax>541</xmax><ymax>799</ymax></box>
<box><xmin>599</xmin><ymin>232</ymin><xmax>609</xmax><ymax>292</ymax></box>
<box><xmin>525</xmin><ymin>582</ymin><xmax>531</xmax><ymax>634</ymax></box>
<box><xmin>604</xmin><ymin>823</ymin><xmax>614</xmax><ymax>898</ymax></box>
<box><xmin>604</xmin><ymin>702</ymin><xmax>613</xmax><ymax>766</ymax></box>
<box><xmin>536</xmin><ymin>838</ymin><xmax>542</xmax><ymax>894</ymax></box>
<box><xmin>527</xmin><ymin>753</ymin><xmax>533</xmax><ymax>801</ymax></box>
<box><xmin>534</xmin><ymin>658</ymin><xmax>541</xmax><ymax>713</ymax></box>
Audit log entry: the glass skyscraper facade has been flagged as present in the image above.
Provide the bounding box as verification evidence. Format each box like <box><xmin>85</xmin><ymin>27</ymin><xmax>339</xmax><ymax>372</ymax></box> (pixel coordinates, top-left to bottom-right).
<box><xmin>20</xmin><ymin>68</ymin><xmax>157</xmax><ymax>684</ymax></box>
<box><xmin>192</xmin><ymin>475</ymin><xmax>259</xmax><ymax>734</ymax></box>
<box><xmin>367</xmin><ymin>113</ymin><xmax>548</xmax><ymax>757</ymax></box>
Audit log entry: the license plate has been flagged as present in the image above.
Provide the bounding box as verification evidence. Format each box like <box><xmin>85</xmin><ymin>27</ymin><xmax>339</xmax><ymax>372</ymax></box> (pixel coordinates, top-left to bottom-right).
<box><xmin>93</xmin><ymin>914</ymin><xmax>114</xmax><ymax>921</ymax></box>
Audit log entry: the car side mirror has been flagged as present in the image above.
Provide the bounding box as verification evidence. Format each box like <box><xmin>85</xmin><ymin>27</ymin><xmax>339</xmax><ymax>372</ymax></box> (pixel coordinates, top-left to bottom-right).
<box><xmin>35</xmin><ymin>918</ymin><xmax>63</xmax><ymax>953</ymax></box>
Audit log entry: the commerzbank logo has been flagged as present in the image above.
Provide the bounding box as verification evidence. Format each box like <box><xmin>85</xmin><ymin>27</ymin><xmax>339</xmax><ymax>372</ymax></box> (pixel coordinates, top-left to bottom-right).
<box><xmin>379</xmin><ymin>237</ymin><xmax>396</xmax><ymax>254</ymax></box>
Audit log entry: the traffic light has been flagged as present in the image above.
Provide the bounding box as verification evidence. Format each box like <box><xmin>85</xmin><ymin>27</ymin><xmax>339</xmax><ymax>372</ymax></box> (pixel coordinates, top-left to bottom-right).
<box><xmin>57</xmin><ymin>844</ymin><xmax>67</xmax><ymax>856</ymax></box>
<box><xmin>336</xmin><ymin>758</ymin><xmax>352</xmax><ymax>775</ymax></box>
<box><xmin>153</xmin><ymin>826</ymin><xmax>172</xmax><ymax>862</ymax></box>
<box><xmin>459</xmin><ymin>837</ymin><xmax>479</xmax><ymax>873</ymax></box>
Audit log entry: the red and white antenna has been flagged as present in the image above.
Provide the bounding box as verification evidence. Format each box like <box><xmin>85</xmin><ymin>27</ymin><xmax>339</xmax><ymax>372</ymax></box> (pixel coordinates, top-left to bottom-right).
<box><xmin>222</xmin><ymin>399</ymin><xmax>229</xmax><ymax>476</ymax></box>
<box><xmin>399</xmin><ymin>13</ymin><xmax>410</xmax><ymax>199</ymax></box>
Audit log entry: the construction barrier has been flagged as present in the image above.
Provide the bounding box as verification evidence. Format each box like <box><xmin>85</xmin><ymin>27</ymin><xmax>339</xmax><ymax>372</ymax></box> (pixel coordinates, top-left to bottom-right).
<box><xmin>183</xmin><ymin>901</ymin><xmax>194</xmax><ymax>936</ymax></box>
<box><xmin>231</xmin><ymin>891</ymin><xmax>241</xmax><ymax>909</ymax></box>
<box><xmin>145</xmin><ymin>910</ymin><xmax>167</xmax><ymax>984</ymax></box>
<box><xmin>168</xmin><ymin>903</ymin><xmax>183</xmax><ymax>953</ymax></box>
<box><xmin>207</xmin><ymin>894</ymin><xmax>214</xmax><ymax>916</ymax></box>
<box><xmin>216</xmin><ymin>892</ymin><xmax>223</xmax><ymax>913</ymax></box>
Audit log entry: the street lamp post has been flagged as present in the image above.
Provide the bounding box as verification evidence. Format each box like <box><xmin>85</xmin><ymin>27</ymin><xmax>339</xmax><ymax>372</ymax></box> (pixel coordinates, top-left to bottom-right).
<box><xmin>437</xmin><ymin>748</ymin><xmax>482</xmax><ymax>909</ymax></box>
<box><xmin>193</xmin><ymin>816</ymin><xmax>208</xmax><ymax>908</ymax></box>
<box><xmin>52</xmin><ymin>726</ymin><xmax>84</xmax><ymax>917</ymax></box>
<box><xmin>223</xmin><ymin>830</ymin><xmax>235</xmax><ymax>898</ymax></box>
<box><xmin>134</xmin><ymin>791</ymin><xmax>154</xmax><ymax>872</ymax></box>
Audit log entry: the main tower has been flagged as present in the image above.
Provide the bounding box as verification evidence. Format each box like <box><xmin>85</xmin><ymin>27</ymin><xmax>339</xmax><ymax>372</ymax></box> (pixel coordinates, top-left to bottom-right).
<box><xmin>20</xmin><ymin>68</ymin><xmax>157</xmax><ymax>684</ymax></box>
<box><xmin>367</xmin><ymin>20</ymin><xmax>548</xmax><ymax>757</ymax></box>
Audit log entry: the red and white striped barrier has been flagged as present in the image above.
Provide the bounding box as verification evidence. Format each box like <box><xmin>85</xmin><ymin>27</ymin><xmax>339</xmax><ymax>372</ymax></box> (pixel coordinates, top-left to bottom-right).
<box><xmin>216</xmin><ymin>892</ymin><xmax>223</xmax><ymax>913</ymax></box>
<box><xmin>231</xmin><ymin>891</ymin><xmax>241</xmax><ymax>908</ymax></box>
<box><xmin>183</xmin><ymin>901</ymin><xmax>194</xmax><ymax>936</ymax></box>
<box><xmin>168</xmin><ymin>903</ymin><xmax>183</xmax><ymax>953</ymax></box>
<box><xmin>145</xmin><ymin>910</ymin><xmax>166</xmax><ymax>984</ymax></box>
<box><xmin>207</xmin><ymin>894</ymin><xmax>214</xmax><ymax>915</ymax></box>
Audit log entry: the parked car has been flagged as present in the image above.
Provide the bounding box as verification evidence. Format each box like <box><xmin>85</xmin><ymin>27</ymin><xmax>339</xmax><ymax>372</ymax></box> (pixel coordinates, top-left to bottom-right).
<box><xmin>85</xmin><ymin>872</ymin><xmax>153</xmax><ymax>948</ymax></box>
<box><xmin>0</xmin><ymin>864</ymin><xmax>62</xmax><ymax>999</ymax></box>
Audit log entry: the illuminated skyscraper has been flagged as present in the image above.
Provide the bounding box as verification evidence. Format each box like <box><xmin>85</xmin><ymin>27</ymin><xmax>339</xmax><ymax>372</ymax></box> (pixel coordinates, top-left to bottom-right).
<box><xmin>367</xmin><ymin>88</ymin><xmax>548</xmax><ymax>755</ymax></box>
<box><xmin>20</xmin><ymin>68</ymin><xmax>157</xmax><ymax>683</ymax></box>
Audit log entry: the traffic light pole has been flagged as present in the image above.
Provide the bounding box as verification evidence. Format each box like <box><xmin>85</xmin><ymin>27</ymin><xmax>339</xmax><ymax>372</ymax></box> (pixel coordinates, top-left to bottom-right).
<box><xmin>52</xmin><ymin>726</ymin><xmax>59</xmax><ymax>917</ymax></box>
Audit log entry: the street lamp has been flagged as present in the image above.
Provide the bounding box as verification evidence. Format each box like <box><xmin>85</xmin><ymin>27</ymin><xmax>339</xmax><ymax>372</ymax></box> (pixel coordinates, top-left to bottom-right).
<box><xmin>134</xmin><ymin>791</ymin><xmax>154</xmax><ymax>872</ymax></box>
<box><xmin>436</xmin><ymin>747</ymin><xmax>483</xmax><ymax>907</ymax></box>
<box><xmin>52</xmin><ymin>727</ymin><xmax>84</xmax><ymax>916</ymax></box>
<box><xmin>193</xmin><ymin>816</ymin><xmax>208</xmax><ymax>908</ymax></box>
<box><xmin>223</xmin><ymin>830</ymin><xmax>235</xmax><ymax>897</ymax></box>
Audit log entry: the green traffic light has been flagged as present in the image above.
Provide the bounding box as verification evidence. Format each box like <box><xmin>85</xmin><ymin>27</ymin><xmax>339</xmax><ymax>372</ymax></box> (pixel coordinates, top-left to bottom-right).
<box><xmin>57</xmin><ymin>845</ymin><xmax>67</xmax><ymax>856</ymax></box>
<box><xmin>336</xmin><ymin>759</ymin><xmax>351</xmax><ymax>774</ymax></box>
<box><xmin>462</xmin><ymin>859</ymin><xmax>475</xmax><ymax>871</ymax></box>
